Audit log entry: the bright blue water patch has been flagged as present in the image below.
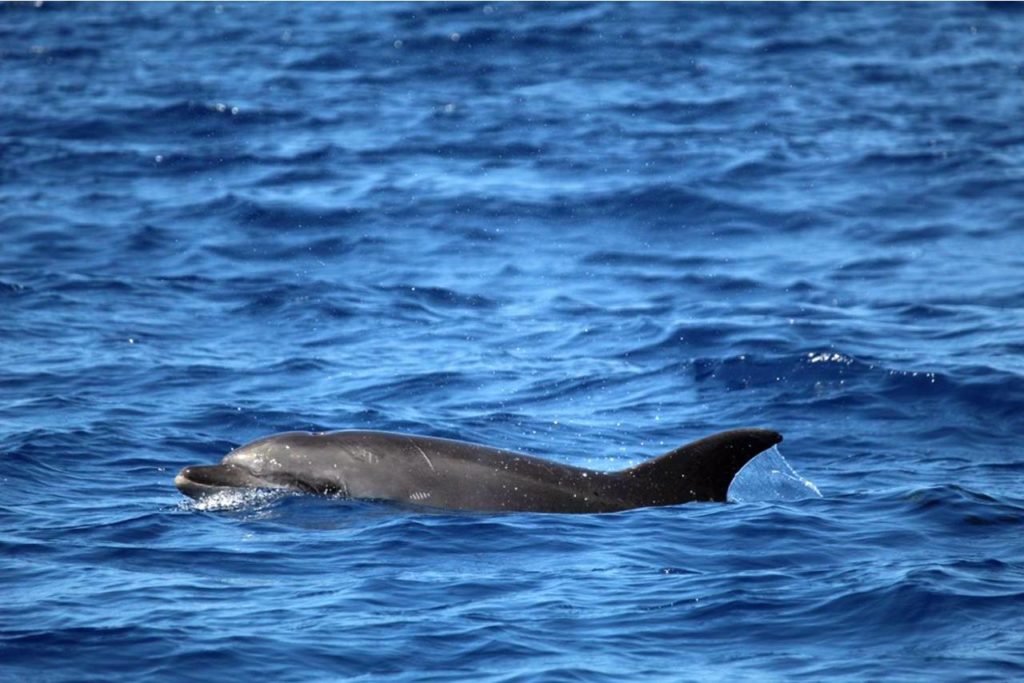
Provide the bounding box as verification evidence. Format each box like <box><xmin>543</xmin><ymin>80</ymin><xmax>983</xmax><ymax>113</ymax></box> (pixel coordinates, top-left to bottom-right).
<box><xmin>3</xmin><ymin>2</ymin><xmax>1024</xmax><ymax>681</ymax></box>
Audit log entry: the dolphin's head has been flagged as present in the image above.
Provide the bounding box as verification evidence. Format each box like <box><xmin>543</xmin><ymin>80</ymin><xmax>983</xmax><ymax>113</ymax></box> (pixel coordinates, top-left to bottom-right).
<box><xmin>175</xmin><ymin>432</ymin><xmax>327</xmax><ymax>500</ymax></box>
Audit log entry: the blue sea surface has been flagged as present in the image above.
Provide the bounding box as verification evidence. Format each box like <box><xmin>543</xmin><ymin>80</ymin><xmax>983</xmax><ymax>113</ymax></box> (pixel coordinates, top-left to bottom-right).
<box><xmin>3</xmin><ymin>2</ymin><xmax>1024</xmax><ymax>680</ymax></box>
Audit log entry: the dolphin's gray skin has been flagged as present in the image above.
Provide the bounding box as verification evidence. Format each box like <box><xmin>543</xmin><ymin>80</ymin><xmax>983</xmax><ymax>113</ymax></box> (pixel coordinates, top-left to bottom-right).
<box><xmin>175</xmin><ymin>429</ymin><xmax>782</xmax><ymax>513</ymax></box>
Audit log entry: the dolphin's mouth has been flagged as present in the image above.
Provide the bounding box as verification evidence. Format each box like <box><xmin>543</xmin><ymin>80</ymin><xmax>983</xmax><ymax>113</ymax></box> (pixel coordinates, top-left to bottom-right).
<box><xmin>174</xmin><ymin>463</ymin><xmax>275</xmax><ymax>500</ymax></box>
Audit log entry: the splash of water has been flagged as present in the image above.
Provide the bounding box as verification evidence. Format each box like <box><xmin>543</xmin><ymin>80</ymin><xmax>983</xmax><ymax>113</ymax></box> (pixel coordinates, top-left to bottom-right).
<box><xmin>176</xmin><ymin>488</ymin><xmax>286</xmax><ymax>513</ymax></box>
<box><xmin>728</xmin><ymin>445</ymin><xmax>822</xmax><ymax>503</ymax></box>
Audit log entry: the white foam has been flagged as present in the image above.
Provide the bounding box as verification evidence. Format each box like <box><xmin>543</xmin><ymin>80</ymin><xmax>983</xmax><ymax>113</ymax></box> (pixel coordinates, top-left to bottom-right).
<box><xmin>177</xmin><ymin>488</ymin><xmax>285</xmax><ymax>512</ymax></box>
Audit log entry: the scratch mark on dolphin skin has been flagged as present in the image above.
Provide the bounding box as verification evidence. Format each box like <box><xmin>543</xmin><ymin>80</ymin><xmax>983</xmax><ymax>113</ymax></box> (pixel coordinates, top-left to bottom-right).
<box><xmin>408</xmin><ymin>439</ymin><xmax>436</xmax><ymax>472</ymax></box>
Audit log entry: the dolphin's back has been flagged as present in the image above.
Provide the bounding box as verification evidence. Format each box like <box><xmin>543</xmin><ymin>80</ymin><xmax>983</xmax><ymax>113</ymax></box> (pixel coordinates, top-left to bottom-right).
<box><xmin>317</xmin><ymin>428</ymin><xmax>781</xmax><ymax>513</ymax></box>
<box><xmin>320</xmin><ymin>431</ymin><xmax>628</xmax><ymax>513</ymax></box>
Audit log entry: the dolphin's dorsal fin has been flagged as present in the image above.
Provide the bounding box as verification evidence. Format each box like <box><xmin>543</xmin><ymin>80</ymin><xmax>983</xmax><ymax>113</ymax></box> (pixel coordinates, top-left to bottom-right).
<box><xmin>622</xmin><ymin>428</ymin><xmax>782</xmax><ymax>504</ymax></box>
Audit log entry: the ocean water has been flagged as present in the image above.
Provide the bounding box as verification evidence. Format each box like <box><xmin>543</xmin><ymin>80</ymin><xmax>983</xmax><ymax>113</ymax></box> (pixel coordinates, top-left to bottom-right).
<box><xmin>2</xmin><ymin>2</ymin><xmax>1024</xmax><ymax>680</ymax></box>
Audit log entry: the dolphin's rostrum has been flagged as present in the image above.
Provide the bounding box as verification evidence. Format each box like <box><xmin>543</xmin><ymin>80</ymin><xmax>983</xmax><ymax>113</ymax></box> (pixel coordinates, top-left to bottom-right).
<box><xmin>175</xmin><ymin>428</ymin><xmax>783</xmax><ymax>513</ymax></box>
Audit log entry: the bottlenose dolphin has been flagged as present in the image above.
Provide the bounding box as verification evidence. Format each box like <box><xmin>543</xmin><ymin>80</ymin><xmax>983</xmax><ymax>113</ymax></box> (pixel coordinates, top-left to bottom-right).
<box><xmin>175</xmin><ymin>428</ymin><xmax>782</xmax><ymax>513</ymax></box>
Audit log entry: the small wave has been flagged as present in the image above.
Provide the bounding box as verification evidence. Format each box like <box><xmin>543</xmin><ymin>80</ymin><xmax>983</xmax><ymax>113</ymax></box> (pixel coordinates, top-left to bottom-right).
<box><xmin>285</xmin><ymin>51</ymin><xmax>357</xmax><ymax>72</ymax></box>
<box><xmin>343</xmin><ymin>371</ymin><xmax>474</xmax><ymax>405</ymax></box>
<box><xmin>581</xmin><ymin>250</ymin><xmax>713</xmax><ymax>270</ymax></box>
<box><xmin>832</xmin><ymin>255</ymin><xmax>911</xmax><ymax>278</ymax></box>
<box><xmin>1</xmin><ymin>44</ymin><xmax>102</xmax><ymax>61</ymax></box>
<box><xmin>183</xmin><ymin>194</ymin><xmax>365</xmax><ymax>233</ymax></box>
<box><xmin>873</xmin><ymin>224</ymin><xmax>956</xmax><ymax>245</ymax></box>
<box><xmin>613</xmin><ymin>96</ymin><xmax>746</xmax><ymax>124</ymax></box>
<box><xmin>756</xmin><ymin>35</ymin><xmax>861</xmax><ymax>54</ymax></box>
<box><xmin>357</xmin><ymin>139</ymin><xmax>544</xmax><ymax>163</ymax></box>
<box><xmin>137</xmin><ymin>100</ymin><xmax>304</xmax><ymax>127</ymax></box>
<box><xmin>621</xmin><ymin>321</ymin><xmax>772</xmax><ymax>360</ymax></box>
<box><xmin>897</xmin><ymin>485</ymin><xmax>1024</xmax><ymax>527</ymax></box>
<box><xmin>0</xmin><ymin>279</ymin><xmax>27</xmax><ymax>295</ymax></box>
<box><xmin>802</xmin><ymin>581</ymin><xmax>986</xmax><ymax>636</ymax></box>
<box><xmin>390</xmin><ymin>16</ymin><xmax>601</xmax><ymax>53</ymax></box>
<box><xmin>378</xmin><ymin>284</ymin><xmax>499</xmax><ymax>311</ymax></box>
<box><xmin>850</xmin><ymin>61</ymin><xmax>918</xmax><ymax>85</ymax></box>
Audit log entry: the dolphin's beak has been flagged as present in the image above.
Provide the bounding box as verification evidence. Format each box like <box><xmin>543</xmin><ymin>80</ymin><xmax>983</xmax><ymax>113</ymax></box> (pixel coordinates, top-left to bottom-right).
<box><xmin>174</xmin><ymin>463</ymin><xmax>270</xmax><ymax>500</ymax></box>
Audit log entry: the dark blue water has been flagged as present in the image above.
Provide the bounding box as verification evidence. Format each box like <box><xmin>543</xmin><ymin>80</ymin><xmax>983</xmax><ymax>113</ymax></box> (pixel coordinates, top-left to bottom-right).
<box><xmin>3</xmin><ymin>2</ymin><xmax>1024</xmax><ymax>680</ymax></box>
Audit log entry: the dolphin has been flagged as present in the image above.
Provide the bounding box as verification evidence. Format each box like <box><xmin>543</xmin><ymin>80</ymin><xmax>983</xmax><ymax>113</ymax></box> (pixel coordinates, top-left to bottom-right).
<box><xmin>174</xmin><ymin>428</ymin><xmax>782</xmax><ymax>513</ymax></box>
